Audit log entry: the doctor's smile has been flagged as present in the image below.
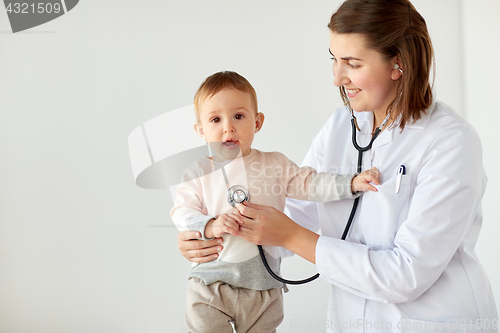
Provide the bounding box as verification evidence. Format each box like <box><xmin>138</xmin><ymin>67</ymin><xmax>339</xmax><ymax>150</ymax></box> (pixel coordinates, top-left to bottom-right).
<box><xmin>346</xmin><ymin>88</ymin><xmax>361</xmax><ymax>97</ymax></box>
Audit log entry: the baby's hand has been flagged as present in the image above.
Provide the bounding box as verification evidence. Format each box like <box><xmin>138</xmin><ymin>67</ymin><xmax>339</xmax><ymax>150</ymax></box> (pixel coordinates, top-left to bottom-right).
<box><xmin>351</xmin><ymin>167</ymin><xmax>381</xmax><ymax>193</ymax></box>
<box><xmin>205</xmin><ymin>212</ymin><xmax>242</xmax><ymax>238</ymax></box>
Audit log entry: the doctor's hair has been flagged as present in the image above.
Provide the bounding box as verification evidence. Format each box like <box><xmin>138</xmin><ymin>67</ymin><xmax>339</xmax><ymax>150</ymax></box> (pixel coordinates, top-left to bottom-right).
<box><xmin>328</xmin><ymin>0</ymin><xmax>435</xmax><ymax>130</ymax></box>
<box><xmin>193</xmin><ymin>71</ymin><xmax>258</xmax><ymax>122</ymax></box>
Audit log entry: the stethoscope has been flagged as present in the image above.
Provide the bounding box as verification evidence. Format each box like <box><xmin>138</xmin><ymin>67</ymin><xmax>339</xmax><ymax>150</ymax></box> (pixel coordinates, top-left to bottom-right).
<box><xmin>225</xmin><ymin>108</ymin><xmax>391</xmax><ymax>285</ymax></box>
<box><xmin>341</xmin><ymin>108</ymin><xmax>391</xmax><ymax>240</ymax></box>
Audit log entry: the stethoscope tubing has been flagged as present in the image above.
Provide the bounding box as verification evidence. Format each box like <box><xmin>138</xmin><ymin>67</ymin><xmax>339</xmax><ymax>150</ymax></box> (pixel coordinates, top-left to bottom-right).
<box><xmin>341</xmin><ymin>117</ymin><xmax>382</xmax><ymax>240</ymax></box>
<box><xmin>257</xmin><ymin>245</ymin><xmax>320</xmax><ymax>284</ymax></box>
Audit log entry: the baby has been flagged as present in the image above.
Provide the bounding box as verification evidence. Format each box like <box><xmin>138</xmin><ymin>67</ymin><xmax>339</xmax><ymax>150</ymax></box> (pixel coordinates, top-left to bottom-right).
<box><xmin>171</xmin><ymin>71</ymin><xmax>380</xmax><ymax>333</ymax></box>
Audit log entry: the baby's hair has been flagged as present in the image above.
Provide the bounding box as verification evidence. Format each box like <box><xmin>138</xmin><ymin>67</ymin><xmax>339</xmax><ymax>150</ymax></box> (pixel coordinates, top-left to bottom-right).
<box><xmin>194</xmin><ymin>71</ymin><xmax>258</xmax><ymax>122</ymax></box>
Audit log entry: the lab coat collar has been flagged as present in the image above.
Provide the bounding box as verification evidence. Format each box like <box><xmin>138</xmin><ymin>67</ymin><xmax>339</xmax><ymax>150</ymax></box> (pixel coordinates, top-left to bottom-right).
<box><xmin>399</xmin><ymin>88</ymin><xmax>437</xmax><ymax>130</ymax></box>
<box><xmin>349</xmin><ymin>91</ymin><xmax>437</xmax><ymax>151</ymax></box>
<box><xmin>352</xmin><ymin>110</ymin><xmax>375</xmax><ymax>135</ymax></box>
<box><xmin>404</xmin><ymin>100</ymin><xmax>435</xmax><ymax>130</ymax></box>
<box><xmin>352</xmin><ymin>96</ymin><xmax>437</xmax><ymax>133</ymax></box>
<box><xmin>351</xmin><ymin>110</ymin><xmax>394</xmax><ymax>150</ymax></box>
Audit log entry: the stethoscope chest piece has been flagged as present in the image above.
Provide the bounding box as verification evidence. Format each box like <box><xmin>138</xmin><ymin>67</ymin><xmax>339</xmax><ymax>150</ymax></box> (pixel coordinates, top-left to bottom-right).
<box><xmin>227</xmin><ymin>185</ymin><xmax>250</xmax><ymax>207</ymax></box>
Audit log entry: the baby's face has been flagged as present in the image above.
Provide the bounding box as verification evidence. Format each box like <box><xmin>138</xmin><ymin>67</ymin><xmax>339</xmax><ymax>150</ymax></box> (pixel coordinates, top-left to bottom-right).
<box><xmin>195</xmin><ymin>88</ymin><xmax>263</xmax><ymax>160</ymax></box>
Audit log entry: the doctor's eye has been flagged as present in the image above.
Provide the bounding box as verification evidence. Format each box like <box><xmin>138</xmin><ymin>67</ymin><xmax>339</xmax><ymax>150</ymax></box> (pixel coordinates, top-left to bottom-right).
<box><xmin>234</xmin><ymin>113</ymin><xmax>244</xmax><ymax>120</ymax></box>
<box><xmin>328</xmin><ymin>49</ymin><xmax>336</xmax><ymax>61</ymax></box>
<box><xmin>210</xmin><ymin>117</ymin><xmax>221</xmax><ymax>123</ymax></box>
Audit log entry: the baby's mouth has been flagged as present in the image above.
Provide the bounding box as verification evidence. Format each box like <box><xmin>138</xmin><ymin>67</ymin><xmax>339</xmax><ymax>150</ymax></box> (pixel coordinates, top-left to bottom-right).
<box><xmin>223</xmin><ymin>139</ymin><xmax>239</xmax><ymax>149</ymax></box>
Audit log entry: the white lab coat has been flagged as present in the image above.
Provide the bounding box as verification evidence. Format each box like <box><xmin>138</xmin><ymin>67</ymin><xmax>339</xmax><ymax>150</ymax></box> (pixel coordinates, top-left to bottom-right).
<box><xmin>285</xmin><ymin>100</ymin><xmax>498</xmax><ymax>332</ymax></box>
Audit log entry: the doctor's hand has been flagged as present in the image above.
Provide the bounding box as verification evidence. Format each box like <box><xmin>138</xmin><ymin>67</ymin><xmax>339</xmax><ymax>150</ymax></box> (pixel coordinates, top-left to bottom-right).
<box><xmin>177</xmin><ymin>231</ymin><xmax>224</xmax><ymax>264</ymax></box>
<box><xmin>236</xmin><ymin>201</ymin><xmax>318</xmax><ymax>263</ymax></box>
<box><xmin>351</xmin><ymin>167</ymin><xmax>381</xmax><ymax>193</ymax></box>
<box><xmin>236</xmin><ymin>201</ymin><xmax>294</xmax><ymax>247</ymax></box>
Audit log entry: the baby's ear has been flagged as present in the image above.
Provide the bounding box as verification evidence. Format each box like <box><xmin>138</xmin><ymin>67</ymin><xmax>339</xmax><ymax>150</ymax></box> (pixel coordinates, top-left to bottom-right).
<box><xmin>255</xmin><ymin>113</ymin><xmax>265</xmax><ymax>133</ymax></box>
<box><xmin>193</xmin><ymin>122</ymin><xmax>205</xmax><ymax>139</ymax></box>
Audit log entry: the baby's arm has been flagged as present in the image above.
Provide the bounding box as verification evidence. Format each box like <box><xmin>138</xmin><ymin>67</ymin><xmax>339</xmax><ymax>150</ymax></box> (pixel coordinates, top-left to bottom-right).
<box><xmin>171</xmin><ymin>169</ymin><xmax>217</xmax><ymax>240</ymax></box>
<box><xmin>351</xmin><ymin>167</ymin><xmax>380</xmax><ymax>193</ymax></box>
<box><xmin>172</xmin><ymin>167</ymin><xmax>245</xmax><ymax>239</ymax></box>
<box><xmin>275</xmin><ymin>153</ymin><xmax>379</xmax><ymax>202</ymax></box>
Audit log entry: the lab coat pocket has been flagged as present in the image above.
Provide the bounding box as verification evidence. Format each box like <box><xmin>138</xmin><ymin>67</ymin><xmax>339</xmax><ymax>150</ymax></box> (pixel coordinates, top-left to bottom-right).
<box><xmin>355</xmin><ymin>172</ymin><xmax>411</xmax><ymax>250</ymax></box>
<box><xmin>401</xmin><ymin>317</ymin><xmax>481</xmax><ymax>332</ymax></box>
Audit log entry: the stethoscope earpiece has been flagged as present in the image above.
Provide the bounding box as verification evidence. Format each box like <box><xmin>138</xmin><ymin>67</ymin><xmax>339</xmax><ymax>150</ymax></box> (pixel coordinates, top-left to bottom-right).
<box><xmin>394</xmin><ymin>63</ymin><xmax>404</xmax><ymax>74</ymax></box>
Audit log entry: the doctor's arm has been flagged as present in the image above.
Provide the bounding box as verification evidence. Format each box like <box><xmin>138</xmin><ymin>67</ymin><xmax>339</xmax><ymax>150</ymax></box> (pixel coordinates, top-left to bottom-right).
<box><xmin>315</xmin><ymin>127</ymin><xmax>486</xmax><ymax>303</ymax></box>
<box><xmin>240</xmin><ymin>125</ymin><xmax>486</xmax><ymax>303</ymax></box>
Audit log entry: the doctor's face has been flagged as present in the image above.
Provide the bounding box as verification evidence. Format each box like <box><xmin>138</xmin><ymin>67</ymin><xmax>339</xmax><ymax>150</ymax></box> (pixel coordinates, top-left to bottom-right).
<box><xmin>195</xmin><ymin>88</ymin><xmax>264</xmax><ymax>161</ymax></box>
<box><xmin>329</xmin><ymin>32</ymin><xmax>400</xmax><ymax>118</ymax></box>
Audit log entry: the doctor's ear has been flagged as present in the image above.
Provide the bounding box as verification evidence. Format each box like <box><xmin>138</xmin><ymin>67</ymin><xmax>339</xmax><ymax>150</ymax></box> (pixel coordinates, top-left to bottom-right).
<box><xmin>193</xmin><ymin>122</ymin><xmax>205</xmax><ymax>139</ymax></box>
<box><xmin>254</xmin><ymin>113</ymin><xmax>265</xmax><ymax>133</ymax></box>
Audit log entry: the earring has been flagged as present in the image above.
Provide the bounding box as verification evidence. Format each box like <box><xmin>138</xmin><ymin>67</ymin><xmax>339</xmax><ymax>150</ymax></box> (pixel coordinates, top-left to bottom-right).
<box><xmin>394</xmin><ymin>63</ymin><xmax>404</xmax><ymax>75</ymax></box>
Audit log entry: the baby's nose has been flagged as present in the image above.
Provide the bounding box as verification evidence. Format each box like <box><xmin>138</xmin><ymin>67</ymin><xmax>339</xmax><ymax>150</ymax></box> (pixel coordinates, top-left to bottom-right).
<box><xmin>223</xmin><ymin>124</ymin><xmax>236</xmax><ymax>133</ymax></box>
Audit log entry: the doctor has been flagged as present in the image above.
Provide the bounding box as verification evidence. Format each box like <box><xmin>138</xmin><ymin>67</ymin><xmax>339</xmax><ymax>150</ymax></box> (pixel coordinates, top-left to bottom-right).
<box><xmin>178</xmin><ymin>0</ymin><xmax>498</xmax><ymax>331</ymax></box>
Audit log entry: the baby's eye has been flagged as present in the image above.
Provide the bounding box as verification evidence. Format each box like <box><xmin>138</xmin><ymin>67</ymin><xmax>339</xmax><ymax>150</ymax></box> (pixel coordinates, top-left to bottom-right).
<box><xmin>234</xmin><ymin>114</ymin><xmax>244</xmax><ymax>120</ymax></box>
<box><xmin>210</xmin><ymin>117</ymin><xmax>220</xmax><ymax>123</ymax></box>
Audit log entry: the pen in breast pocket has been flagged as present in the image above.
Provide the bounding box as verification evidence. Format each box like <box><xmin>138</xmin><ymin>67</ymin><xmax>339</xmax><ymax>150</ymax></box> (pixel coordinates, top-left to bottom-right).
<box><xmin>395</xmin><ymin>165</ymin><xmax>406</xmax><ymax>194</ymax></box>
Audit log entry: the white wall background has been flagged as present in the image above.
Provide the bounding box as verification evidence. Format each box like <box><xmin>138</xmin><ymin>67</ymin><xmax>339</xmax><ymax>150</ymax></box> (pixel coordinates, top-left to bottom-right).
<box><xmin>0</xmin><ymin>1</ymin><xmax>498</xmax><ymax>332</ymax></box>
